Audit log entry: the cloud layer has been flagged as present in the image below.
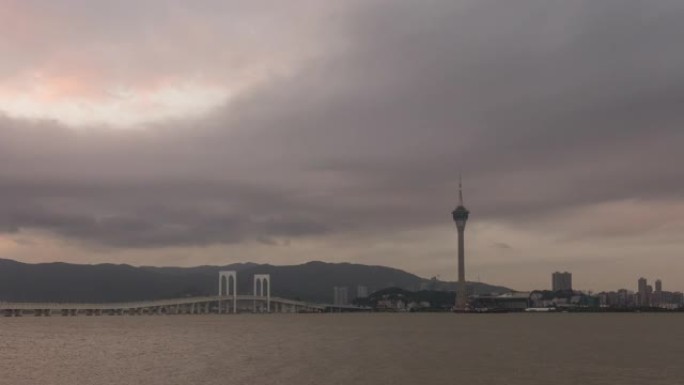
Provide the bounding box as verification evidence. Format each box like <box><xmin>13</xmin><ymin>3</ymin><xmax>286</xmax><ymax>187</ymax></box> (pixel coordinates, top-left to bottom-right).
<box><xmin>1</xmin><ymin>0</ymin><xmax>683</xmax><ymax>291</ymax></box>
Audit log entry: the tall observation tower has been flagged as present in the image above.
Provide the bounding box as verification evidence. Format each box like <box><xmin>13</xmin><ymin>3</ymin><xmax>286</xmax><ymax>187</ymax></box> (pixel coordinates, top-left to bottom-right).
<box><xmin>451</xmin><ymin>177</ymin><xmax>470</xmax><ymax>311</ymax></box>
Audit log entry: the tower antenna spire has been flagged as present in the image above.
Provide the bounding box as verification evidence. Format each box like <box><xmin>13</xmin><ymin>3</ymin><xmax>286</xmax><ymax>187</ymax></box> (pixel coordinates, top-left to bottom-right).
<box><xmin>458</xmin><ymin>174</ymin><xmax>464</xmax><ymax>206</ymax></box>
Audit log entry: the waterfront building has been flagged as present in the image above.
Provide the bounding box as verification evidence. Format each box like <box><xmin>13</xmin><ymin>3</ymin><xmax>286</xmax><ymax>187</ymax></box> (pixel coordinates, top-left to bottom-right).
<box><xmin>598</xmin><ymin>290</ymin><xmax>635</xmax><ymax>308</ymax></box>
<box><xmin>472</xmin><ymin>292</ymin><xmax>530</xmax><ymax>310</ymax></box>
<box><xmin>552</xmin><ymin>272</ymin><xmax>572</xmax><ymax>291</ymax></box>
<box><xmin>616</xmin><ymin>289</ymin><xmax>632</xmax><ymax>307</ymax></box>
<box><xmin>673</xmin><ymin>292</ymin><xmax>684</xmax><ymax>307</ymax></box>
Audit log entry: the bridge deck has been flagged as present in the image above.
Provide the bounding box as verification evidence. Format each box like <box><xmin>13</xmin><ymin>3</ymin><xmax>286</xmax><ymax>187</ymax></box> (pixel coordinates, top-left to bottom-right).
<box><xmin>0</xmin><ymin>295</ymin><xmax>324</xmax><ymax>311</ymax></box>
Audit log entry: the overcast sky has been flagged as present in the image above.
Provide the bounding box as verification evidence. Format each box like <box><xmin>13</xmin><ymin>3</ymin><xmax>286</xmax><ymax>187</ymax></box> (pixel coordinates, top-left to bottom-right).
<box><xmin>1</xmin><ymin>0</ymin><xmax>682</xmax><ymax>291</ymax></box>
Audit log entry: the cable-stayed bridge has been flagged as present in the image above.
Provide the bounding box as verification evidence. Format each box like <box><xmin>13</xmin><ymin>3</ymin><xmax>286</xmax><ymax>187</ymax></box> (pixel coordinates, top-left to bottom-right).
<box><xmin>0</xmin><ymin>271</ymin><xmax>370</xmax><ymax>316</ymax></box>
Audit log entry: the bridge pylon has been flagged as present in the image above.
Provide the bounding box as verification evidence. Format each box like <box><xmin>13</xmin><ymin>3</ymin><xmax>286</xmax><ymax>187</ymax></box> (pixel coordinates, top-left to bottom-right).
<box><xmin>253</xmin><ymin>274</ymin><xmax>271</xmax><ymax>312</ymax></box>
<box><xmin>218</xmin><ymin>271</ymin><xmax>237</xmax><ymax>313</ymax></box>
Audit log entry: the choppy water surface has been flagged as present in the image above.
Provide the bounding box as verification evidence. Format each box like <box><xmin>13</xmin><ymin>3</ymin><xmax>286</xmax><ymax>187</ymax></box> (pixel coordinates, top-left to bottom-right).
<box><xmin>1</xmin><ymin>313</ymin><xmax>682</xmax><ymax>385</ymax></box>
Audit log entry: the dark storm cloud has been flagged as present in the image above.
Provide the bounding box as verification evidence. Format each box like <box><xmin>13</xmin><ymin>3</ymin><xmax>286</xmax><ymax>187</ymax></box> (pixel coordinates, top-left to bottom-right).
<box><xmin>0</xmin><ymin>177</ymin><xmax>332</xmax><ymax>247</ymax></box>
<box><xmin>1</xmin><ymin>0</ymin><xmax>683</xmax><ymax>249</ymax></box>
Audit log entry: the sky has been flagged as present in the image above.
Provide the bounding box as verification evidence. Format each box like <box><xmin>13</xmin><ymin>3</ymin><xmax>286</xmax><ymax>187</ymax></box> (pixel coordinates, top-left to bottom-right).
<box><xmin>0</xmin><ymin>0</ymin><xmax>683</xmax><ymax>292</ymax></box>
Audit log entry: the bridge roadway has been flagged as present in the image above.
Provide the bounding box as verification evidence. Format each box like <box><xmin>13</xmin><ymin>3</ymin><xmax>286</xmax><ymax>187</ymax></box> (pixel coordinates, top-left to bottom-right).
<box><xmin>0</xmin><ymin>295</ymin><xmax>328</xmax><ymax>316</ymax></box>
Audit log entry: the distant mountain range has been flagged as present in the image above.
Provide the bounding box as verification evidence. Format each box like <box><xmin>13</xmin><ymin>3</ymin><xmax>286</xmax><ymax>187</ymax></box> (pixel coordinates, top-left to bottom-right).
<box><xmin>0</xmin><ymin>258</ymin><xmax>511</xmax><ymax>303</ymax></box>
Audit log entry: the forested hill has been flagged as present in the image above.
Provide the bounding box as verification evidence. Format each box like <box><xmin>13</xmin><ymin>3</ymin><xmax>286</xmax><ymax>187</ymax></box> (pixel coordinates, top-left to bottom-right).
<box><xmin>0</xmin><ymin>259</ymin><xmax>511</xmax><ymax>303</ymax></box>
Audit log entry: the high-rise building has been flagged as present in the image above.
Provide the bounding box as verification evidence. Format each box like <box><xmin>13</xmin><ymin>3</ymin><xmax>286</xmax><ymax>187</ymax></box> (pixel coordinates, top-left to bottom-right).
<box><xmin>653</xmin><ymin>279</ymin><xmax>663</xmax><ymax>307</ymax></box>
<box><xmin>451</xmin><ymin>176</ymin><xmax>470</xmax><ymax>310</ymax></box>
<box><xmin>333</xmin><ymin>286</ymin><xmax>349</xmax><ymax>306</ymax></box>
<box><xmin>356</xmin><ymin>285</ymin><xmax>369</xmax><ymax>299</ymax></box>
<box><xmin>638</xmin><ymin>277</ymin><xmax>647</xmax><ymax>293</ymax></box>
<box><xmin>637</xmin><ymin>277</ymin><xmax>649</xmax><ymax>306</ymax></box>
<box><xmin>552</xmin><ymin>272</ymin><xmax>572</xmax><ymax>291</ymax></box>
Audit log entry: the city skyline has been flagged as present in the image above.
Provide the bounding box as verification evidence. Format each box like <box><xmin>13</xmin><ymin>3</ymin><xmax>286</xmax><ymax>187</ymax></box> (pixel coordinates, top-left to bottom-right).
<box><xmin>0</xmin><ymin>253</ymin><xmax>676</xmax><ymax>298</ymax></box>
<box><xmin>0</xmin><ymin>1</ymin><xmax>683</xmax><ymax>292</ymax></box>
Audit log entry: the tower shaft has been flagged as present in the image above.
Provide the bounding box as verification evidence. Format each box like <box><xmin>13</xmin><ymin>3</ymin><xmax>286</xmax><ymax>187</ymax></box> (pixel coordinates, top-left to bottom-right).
<box><xmin>457</xmin><ymin>227</ymin><xmax>466</xmax><ymax>310</ymax></box>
